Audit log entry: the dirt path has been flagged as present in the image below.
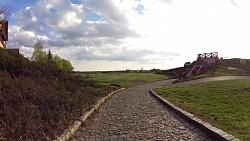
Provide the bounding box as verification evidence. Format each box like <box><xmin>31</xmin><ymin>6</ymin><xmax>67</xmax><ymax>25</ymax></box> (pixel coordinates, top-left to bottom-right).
<box><xmin>70</xmin><ymin>76</ymin><xmax>250</xmax><ymax>141</ymax></box>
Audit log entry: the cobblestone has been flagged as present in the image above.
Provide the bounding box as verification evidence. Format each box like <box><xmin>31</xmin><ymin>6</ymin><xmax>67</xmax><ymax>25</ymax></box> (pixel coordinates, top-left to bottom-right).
<box><xmin>70</xmin><ymin>80</ymin><xmax>213</xmax><ymax>141</ymax></box>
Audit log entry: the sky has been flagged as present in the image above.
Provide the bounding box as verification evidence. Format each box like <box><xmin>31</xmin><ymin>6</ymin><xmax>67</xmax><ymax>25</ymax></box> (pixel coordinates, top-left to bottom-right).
<box><xmin>1</xmin><ymin>0</ymin><xmax>250</xmax><ymax>71</ymax></box>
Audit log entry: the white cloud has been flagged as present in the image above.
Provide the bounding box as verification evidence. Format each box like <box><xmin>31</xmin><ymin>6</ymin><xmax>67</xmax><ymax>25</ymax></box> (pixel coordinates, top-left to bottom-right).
<box><xmin>58</xmin><ymin>12</ymin><xmax>81</xmax><ymax>28</ymax></box>
<box><xmin>31</xmin><ymin>16</ymin><xmax>37</xmax><ymax>22</ymax></box>
<box><xmin>125</xmin><ymin>0</ymin><xmax>250</xmax><ymax>59</ymax></box>
<box><xmin>19</xmin><ymin>46</ymin><xmax>34</xmax><ymax>58</ymax></box>
<box><xmin>36</xmin><ymin>35</ymin><xmax>49</xmax><ymax>41</ymax></box>
<box><xmin>8</xmin><ymin>26</ymin><xmax>37</xmax><ymax>48</ymax></box>
<box><xmin>7</xmin><ymin>0</ymin><xmax>250</xmax><ymax>71</ymax></box>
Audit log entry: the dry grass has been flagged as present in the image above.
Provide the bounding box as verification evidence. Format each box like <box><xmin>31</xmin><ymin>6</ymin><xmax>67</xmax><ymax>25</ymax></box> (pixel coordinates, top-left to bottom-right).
<box><xmin>0</xmin><ymin>49</ymin><xmax>117</xmax><ymax>140</ymax></box>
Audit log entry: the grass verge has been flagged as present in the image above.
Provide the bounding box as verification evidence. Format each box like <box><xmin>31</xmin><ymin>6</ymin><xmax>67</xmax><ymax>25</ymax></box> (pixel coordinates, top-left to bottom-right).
<box><xmin>154</xmin><ymin>79</ymin><xmax>250</xmax><ymax>141</ymax></box>
<box><xmin>80</xmin><ymin>72</ymin><xmax>169</xmax><ymax>88</ymax></box>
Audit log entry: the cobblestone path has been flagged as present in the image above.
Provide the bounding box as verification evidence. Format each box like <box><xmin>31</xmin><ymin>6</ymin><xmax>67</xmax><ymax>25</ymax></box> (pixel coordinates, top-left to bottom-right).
<box><xmin>70</xmin><ymin>79</ymin><xmax>214</xmax><ymax>141</ymax></box>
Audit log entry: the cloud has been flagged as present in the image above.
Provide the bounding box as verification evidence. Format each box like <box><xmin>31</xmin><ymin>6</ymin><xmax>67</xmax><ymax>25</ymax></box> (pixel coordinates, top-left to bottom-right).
<box><xmin>85</xmin><ymin>21</ymin><xmax>139</xmax><ymax>39</ymax></box>
<box><xmin>6</xmin><ymin>0</ymin><xmax>186</xmax><ymax>71</ymax></box>
<box><xmin>86</xmin><ymin>0</ymin><xmax>128</xmax><ymax>24</ymax></box>
<box><xmin>9</xmin><ymin>0</ymin><xmax>250</xmax><ymax>71</ymax></box>
<box><xmin>68</xmin><ymin>45</ymin><xmax>180</xmax><ymax>64</ymax></box>
<box><xmin>8</xmin><ymin>26</ymin><xmax>40</xmax><ymax>48</ymax></box>
<box><xmin>8</xmin><ymin>0</ymin><xmax>140</xmax><ymax>55</ymax></box>
<box><xmin>156</xmin><ymin>0</ymin><xmax>172</xmax><ymax>4</ymax></box>
<box><xmin>19</xmin><ymin>46</ymin><xmax>34</xmax><ymax>58</ymax></box>
<box><xmin>12</xmin><ymin>0</ymin><xmax>86</xmax><ymax>38</ymax></box>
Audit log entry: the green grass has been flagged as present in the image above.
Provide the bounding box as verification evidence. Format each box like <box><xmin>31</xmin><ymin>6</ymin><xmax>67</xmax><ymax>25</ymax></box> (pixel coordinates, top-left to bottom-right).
<box><xmin>195</xmin><ymin>66</ymin><xmax>249</xmax><ymax>79</ymax></box>
<box><xmin>155</xmin><ymin>79</ymin><xmax>250</xmax><ymax>141</ymax></box>
<box><xmin>81</xmin><ymin>72</ymin><xmax>169</xmax><ymax>88</ymax></box>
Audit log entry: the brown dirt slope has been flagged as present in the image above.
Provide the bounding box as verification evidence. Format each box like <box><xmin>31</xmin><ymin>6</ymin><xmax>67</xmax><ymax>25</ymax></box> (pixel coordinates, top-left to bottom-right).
<box><xmin>0</xmin><ymin>49</ymin><xmax>115</xmax><ymax>140</ymax></box>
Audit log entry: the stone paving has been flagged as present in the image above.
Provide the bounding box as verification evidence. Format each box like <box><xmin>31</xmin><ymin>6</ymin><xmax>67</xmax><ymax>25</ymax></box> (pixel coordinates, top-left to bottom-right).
<box><xmin>70</xmin><ymin>79</ymin><xmax>214</xmax><ymax>141</ymax></box>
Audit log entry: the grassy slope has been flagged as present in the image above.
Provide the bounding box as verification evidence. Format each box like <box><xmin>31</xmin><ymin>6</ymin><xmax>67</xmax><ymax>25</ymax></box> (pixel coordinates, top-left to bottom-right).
<box><xmin>155</xmin><ymin>80</ymin><xmax>250</xmax><ymax>141</ymax></box>
<box><xmin>81</xmin><ymin>72</ymin><xmax>169</xmax><ymax>88</ymax></box>
<box><xmin>195</xmin><ymin>66</ymin><xmax>249</xmax><ymax>79</ymax></box>
<box><xmin>219</xmin><ymin>58</ymin><xmax>250</xmax><ymax>71</ymax></box>
<box><xmin>0</xmin><ymin>49</ymin><xmax>116</xmax><ymax>140</ymax></box>
<box><xmin>197</xmin><ymin>58</ymin><xmax>250</xmax><ymax>78</ymax></box>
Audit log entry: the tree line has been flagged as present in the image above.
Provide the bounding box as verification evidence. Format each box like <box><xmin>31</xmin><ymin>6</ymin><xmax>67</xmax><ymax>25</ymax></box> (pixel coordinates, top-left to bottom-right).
<box><xmin>31</xmin><ymin>42</ymin><xmax>74</xmax><ymax>71</ymax></box>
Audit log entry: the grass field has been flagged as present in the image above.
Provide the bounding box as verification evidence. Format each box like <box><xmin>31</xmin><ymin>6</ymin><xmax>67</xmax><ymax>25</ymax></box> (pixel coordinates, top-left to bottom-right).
<box><xmin>154</xmin><ymin>79</ymin><xmax>250</xmax><ymax>141</ymax></box>
<box><xmin>195</xmin><ymin>66</ymin><xmax>249</xmax><ymax>79</ymax></box>
<box><xmin>81</xmin><ymin>72</ymin><xmax>169</xmax><ymax>88</ymax></box>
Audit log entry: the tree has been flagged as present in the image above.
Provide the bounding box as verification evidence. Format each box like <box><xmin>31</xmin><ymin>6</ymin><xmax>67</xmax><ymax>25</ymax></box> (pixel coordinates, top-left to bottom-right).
<box><xmin>0</xmin><ymin>3</ymin><xmax>12</xmax><ymax>20</ymax></box>
<box><xmin>48</xmin><ymin>49</ymin><xmax>52</xmax><ymax>61</ymax></box>
<box><xmin>47</xmin><ymin>49</ymin><xmax>53</xmax><ymax>64</ymax></box>
<box><xmin>52</xmin><ymin>55</ymin><xmax>74</xmax><ymax>71</ymax></box>
<box><xmin>31</xmin><ymin>42</ymin><xmax>47</xmax><ymax>64</ymax></box>
<box><xmin>31</xmin><ymin>41</ymin><xmax>74</xmax><ymax>71</ymax></box>
<box><xmin>52</xmin><ymin>55</ymin><xmax>62</xmax><ymax>68</ymax></box>
<box><xmin>61</xmin><ymin>59</ymin><xmax>74</xmax><ymax>71</ymax></box>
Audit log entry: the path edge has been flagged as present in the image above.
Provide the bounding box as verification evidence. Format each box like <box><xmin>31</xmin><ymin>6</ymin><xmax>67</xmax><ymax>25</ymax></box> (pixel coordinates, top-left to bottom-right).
<box><xmin>150</xmin><ymin>89</ymin><xmax>239</xmax><ymax>141</ymax></box>
<box><xmin>54</xmin><ymin>88</ymin><xmax>125</xmax><ymax>141</ymax></box>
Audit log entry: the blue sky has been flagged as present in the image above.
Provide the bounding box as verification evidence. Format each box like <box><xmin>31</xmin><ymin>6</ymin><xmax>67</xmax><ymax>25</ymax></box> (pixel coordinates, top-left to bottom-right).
<box><xmin>1</xmin><ymin>0</ymin><xmax>35</xmax><ymax>11</ymax></box>
<box><xmin>2</xmin><ymin>0</ymin><xmax>250</xmax><ymax>71</ymax></box>
<box><xmin>1</xmin><ymin>0</ymin><xmax>36</xmax><ymax>25</ymax></box>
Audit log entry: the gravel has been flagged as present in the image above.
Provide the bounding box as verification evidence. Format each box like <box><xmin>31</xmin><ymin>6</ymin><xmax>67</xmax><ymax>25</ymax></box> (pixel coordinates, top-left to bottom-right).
<box><xmin>70</xmin><ymin>79</ymin><xmax>215</xmax><ymax>141</ymax></box>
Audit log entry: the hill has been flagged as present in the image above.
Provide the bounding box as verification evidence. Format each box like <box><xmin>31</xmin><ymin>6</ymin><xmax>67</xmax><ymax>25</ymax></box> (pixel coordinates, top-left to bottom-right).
<box><xmin>0</xmin><ymin>49</ymin><xmax>116</xmax><ymax>140</ymax></box>
<box><xmin>219</xmin><ymin>58</ymin><xmax>250</xmax><ymax>71</ymax></box>
<box><xmin>158</xmin><ymin>58</ymin><xmax>250</xmax><ymax>78</ymax></box>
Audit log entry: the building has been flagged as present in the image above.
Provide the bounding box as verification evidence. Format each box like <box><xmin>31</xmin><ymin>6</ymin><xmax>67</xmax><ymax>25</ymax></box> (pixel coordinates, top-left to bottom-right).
<box><xmin>0</xmin><ymin>20</ymin><xmax>8</xmax><ymax>49</ymax></box>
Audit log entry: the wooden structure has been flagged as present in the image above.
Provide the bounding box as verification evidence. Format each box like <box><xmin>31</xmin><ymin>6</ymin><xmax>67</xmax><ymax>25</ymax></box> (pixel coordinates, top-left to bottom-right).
<box><xmin>197</xmin><ymin>52</ymin><xmax>219</xmax><ymax>64</ymax></box>
<box><xmin>0</xmin><ymin>20</ymin><xmax>8</xmax><ymax>48</ymax></box>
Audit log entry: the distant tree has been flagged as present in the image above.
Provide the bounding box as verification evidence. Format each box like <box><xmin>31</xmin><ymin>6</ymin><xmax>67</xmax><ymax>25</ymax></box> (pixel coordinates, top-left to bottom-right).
<box><xmin>31</xmin><ymin>41</ymin><xmax>47</xmax><ymax>64</ymax></box>
<box><xmin>47</xmin><ymin>49</ymin><xmax>53</xmax><ymax>64</ymax></box>
<box><xmin>0</xmin><ymin>3</ymin><xmax>12</xmax><ymax>20</ymax></box>
<box><xmin>52</xmin><ymin>55</ymin><xmax>62</xmax><ymax>68</ymax></box>
<box><xmin>61</xmin><ymin>59</ymin><xmax>74</xmax><ymax>71</ymax></box>
<box><xmin>48</xmin><ymin>49</ymin><xmax>52</xmax><ymax>60</ymax></box>
<box><xmin>31</xmin><ymin>41</ymin><xmax>74</xmax><ymax>71</ymax></box>
<box><xmin>52</xmin><ymin>55</ymin><xmax>74</xmax><ymax>71</ymax></box>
